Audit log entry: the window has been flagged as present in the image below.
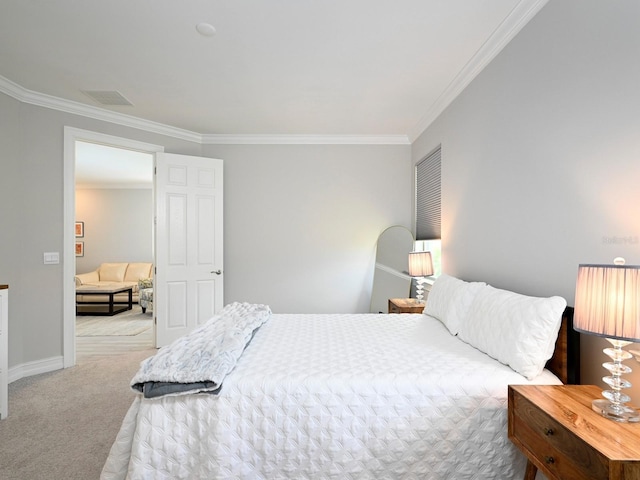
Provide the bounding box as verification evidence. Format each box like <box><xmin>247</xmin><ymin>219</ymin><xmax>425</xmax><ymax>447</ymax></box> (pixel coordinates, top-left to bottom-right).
<box><xmin>415</xmin><ymin>147</ymin><xmax>442</xmax><ymax>278</ymax></box>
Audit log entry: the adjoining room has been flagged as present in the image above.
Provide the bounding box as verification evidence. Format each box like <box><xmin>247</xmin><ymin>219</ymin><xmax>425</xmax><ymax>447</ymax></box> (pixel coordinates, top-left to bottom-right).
<box><xmin>74</xmin><ymin>142</ymin><xmax>154</xmax><ymax>361</ymax></box>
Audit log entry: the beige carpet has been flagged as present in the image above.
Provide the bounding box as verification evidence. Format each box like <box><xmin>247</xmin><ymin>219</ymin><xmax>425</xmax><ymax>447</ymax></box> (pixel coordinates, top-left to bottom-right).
<box><xmin>76</xmin><ymin>308</ymin><xmax>152</xmax><ymax>336</ymax></box>
<box><xmin>0</xmin><ymin>348</ymin><xmax>155</xmax><ymax>480</ymax></box>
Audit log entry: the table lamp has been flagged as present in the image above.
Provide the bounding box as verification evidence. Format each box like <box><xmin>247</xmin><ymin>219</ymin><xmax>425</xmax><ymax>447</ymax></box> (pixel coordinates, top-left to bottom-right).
<box><xmin>408</xmin><ymin>251</ymin><xmax>434</xmax><ymax>304</ymax></box>
<box><xmin>574</xmin><ymin>259</ymin><xmax>640</xmax><ymax>422</ymax></box>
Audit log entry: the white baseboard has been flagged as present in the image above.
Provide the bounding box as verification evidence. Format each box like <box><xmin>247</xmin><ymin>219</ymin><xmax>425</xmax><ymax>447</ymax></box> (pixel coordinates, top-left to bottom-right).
<box><xmin>8</xmin><ymin>356</ymin><xmax>64</xmax><ymax>384</ymax></box>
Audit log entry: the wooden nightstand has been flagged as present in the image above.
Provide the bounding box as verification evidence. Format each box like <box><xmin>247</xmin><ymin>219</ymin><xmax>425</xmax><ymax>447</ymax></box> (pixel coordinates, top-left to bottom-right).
<box><xmin>388</xmin><ymin>298</ymin><xmax>425</xmax><ymax>314</ymax></box>
<box><xmin>508</xmin><ymin>384</ymin><xmax>640</xmax><ymax>480</ymax></box>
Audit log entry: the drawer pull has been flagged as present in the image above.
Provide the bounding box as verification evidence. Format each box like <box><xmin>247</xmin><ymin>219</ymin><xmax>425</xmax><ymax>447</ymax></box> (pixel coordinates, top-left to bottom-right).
<box><xmin>544</xmin><ymin>427</ymin><xmax>554</xmax><ymax>436</ymax></box>
<box><xmin>545</xmin><ymin>456</ymin><xmax>555</xmax><ymax>464</ymax></box>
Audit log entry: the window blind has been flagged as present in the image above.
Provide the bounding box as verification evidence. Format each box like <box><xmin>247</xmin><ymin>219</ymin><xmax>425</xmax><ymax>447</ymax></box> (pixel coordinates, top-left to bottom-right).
<box><xmin>415</xmin><ymin>147</ymin><xmax>441</xmax><ymax>240</ymax></box>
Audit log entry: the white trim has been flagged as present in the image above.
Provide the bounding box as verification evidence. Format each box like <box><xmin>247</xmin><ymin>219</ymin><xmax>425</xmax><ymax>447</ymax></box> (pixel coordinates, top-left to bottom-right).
<box><xmin>63</xmin><ymin>127</ymin><xmax>164</xmax><ymax>369</ymax></box>
<box><xmin>0</xmin><ymin>288</ymin><xmax>7</xmax><ymax>419</ymax></box>
<box><xmin>65</xmin><ymin>128</ymin><xmax>166</xmax><ymax>154</ymax></box>
<box><xmin>8</xmin><ymin>356</ymin><xmax>64</xmax><ymax>384</ymax></box>
<box><xmin>0</xmin><ymin>75</ymin><xmax>23</xmax><ymax>99</ymax></box>
<box><xmin>408</xmin><ymin>0</ymin><xmax>549</xmax><ymax>142</ymax></box>
<box><xmin>63</xmin><ymin>130</ymin><xmax>76</xmax><ymax>369</ymax></box>
<box><xmin>0</xmin><ymin>76</ymin><xmax>200</xmax><ymax>143</ymax></box>
<box><xmin>201</xmin><ymin>134</ymin><xmax>410</xmax><ymax>145</ymax></box>
<box><xmin>0</xmin><ymin>76</ymin><xmax>410</xmax><ymax>146</ymax></box>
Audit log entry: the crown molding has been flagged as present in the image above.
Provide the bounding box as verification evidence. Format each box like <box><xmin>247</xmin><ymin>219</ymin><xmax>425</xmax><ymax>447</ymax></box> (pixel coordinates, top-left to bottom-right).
<box><xmin>0</xmin><ymin>75</ymin><xmax>202</xmax><ymax>143</ymax></box>
<box><xmin>0</xmin><ymin>75</ymin><xmax>410</xmax><ymax>146</ymax></box>
<box><xmin>201</xmin><ymin>134</ymin><xmax>410</xmax><ymax>145</ymax></box>
<box><xmin>408</xmin><ymin>0</ymin><xmax>549</xmax><ymax>142</ymax></box>
<box><xmin>0</xmin><ymin>75</ymin><xmax>24</xmax><ymax>99</ymax></box>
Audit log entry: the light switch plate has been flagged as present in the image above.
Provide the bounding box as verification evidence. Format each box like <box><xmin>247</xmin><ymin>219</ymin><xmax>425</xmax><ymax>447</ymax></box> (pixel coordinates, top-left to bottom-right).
<box><xmin>43</xmin><ymin>252</ymin><xmax>60</xmax><ymax>264</ymax></box>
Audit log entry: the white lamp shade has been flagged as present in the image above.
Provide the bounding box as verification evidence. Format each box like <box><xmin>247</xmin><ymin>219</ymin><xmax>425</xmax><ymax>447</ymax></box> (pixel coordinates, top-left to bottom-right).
<box><xmin>574</xmin><ymin>264</ymin><xmax>640</xmax><ymax>342</ymax></box>
<box><xmin>408</xmin><ymin>251</ymin><xmax>434</xmax><ymax>277</ymax></box>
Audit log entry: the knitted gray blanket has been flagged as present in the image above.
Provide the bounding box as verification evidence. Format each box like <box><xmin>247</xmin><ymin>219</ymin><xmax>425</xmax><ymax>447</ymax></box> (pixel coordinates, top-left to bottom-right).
<box><xmin>131</xmin><ymin>302</ymin><xmax>271</xmax><ymax>398</ymax></box>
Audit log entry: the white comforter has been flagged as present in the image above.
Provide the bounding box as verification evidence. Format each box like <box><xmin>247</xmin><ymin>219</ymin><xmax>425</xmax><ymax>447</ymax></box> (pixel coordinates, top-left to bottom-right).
<box><xmin>102</xmin><ymin>312</ymin><xmax>560</xmax><ymax>480</ymax></box>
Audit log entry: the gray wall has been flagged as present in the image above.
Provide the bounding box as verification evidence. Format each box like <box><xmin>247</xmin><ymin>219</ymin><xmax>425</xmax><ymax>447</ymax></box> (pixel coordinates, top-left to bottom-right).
<box><xmin>412</xmin><ymin>0</ymin><xmax>640</xmax><ymax>400</ymax></box>
<box><xmin>203</xmin><ymin>143</ymin><xmax>413</xmax><ymax>313</ymax></box>
<box><xmin>0</xmin><ymin>91</ymin><xmax>24</xmax><ymax>364</ymax></box>
<box><xmin>0</xmin><ymin>94</ymin><xmax>412</xmax><ymax>371</ymax></box>
<box><xmin>0</xmin><ymin>100</ymin><xmax>203</xmax><ymax>369</ymax></box>
<box><xmin>75</xmin><ymin>188</ymin><xmax>153</xmax><ymax>274</ymax></box>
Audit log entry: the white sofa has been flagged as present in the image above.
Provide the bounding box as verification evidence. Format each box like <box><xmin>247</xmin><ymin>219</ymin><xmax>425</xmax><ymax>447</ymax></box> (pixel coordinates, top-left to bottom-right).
<box><xmin>75</xmin><ymin>262</ymin><xmax>153</xmax><ymax>303</ymax></box>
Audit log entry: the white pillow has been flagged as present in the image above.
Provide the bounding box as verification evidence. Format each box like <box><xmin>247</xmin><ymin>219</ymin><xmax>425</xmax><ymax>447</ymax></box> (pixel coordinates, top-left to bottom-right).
<box><xmin>458</xmin><ymin>285</ymin><xmax>566</xmax><ymax>380</ymax></box>
<box><xmin>423</xmin><ymin>274</ymin><xmax>485</xmax><ymax>335</ymax></box>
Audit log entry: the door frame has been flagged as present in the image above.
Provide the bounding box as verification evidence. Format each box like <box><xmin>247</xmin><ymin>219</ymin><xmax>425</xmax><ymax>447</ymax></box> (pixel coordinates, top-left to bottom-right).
<box><xmin>62</xmin><ymin>127</ymin><xmax>164</xmax><ymax>368</ymax></box>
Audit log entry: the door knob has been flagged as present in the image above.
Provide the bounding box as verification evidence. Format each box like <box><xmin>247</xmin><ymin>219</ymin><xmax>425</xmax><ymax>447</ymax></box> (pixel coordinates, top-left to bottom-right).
<box><xmin>211</xmin><ymin>270</ymin><xmax>222</xmax><ymax>275</ymax></box>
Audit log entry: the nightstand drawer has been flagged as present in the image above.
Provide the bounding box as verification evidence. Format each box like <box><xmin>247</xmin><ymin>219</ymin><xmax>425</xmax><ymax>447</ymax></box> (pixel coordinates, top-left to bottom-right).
<box><xmin>388</xmin><ymin>298</ymin><xmax>424</xmax><ymax>314</ymax></box>
<box><xmin>510</xmin><ymin>390</ymin><xmax>609</xmax><ymax>480</ymax></box>
<box><xmin>388</xmin><ymin>302</ymin><xmax>402</xmax><ymax>314</ymax></box>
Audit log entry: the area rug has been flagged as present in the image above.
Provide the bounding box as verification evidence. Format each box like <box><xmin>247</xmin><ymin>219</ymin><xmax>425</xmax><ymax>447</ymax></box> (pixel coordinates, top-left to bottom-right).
<box><xmin>76</xmin><ymin>309</ymin><xmax>152</xmax><ymax>336</ymax></box>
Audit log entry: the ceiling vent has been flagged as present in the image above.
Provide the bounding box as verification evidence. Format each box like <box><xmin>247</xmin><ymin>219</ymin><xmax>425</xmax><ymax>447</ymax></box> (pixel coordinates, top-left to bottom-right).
<box><xmin>82</xmin><ymin>90</ymin><xmax>134</xmax><ymax>106</ymax></box>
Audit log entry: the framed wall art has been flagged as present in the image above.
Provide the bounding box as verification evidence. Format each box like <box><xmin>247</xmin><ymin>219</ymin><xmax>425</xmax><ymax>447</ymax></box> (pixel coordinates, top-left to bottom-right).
<box><xmin>75</xmin><ymin>221</ymin><xmax>84</xmax><ymax>238</ymax></box>
<box><xmin>75</xmin><ymin>241</ymin><xmax>84</xmax><ymax>257</ymax></box>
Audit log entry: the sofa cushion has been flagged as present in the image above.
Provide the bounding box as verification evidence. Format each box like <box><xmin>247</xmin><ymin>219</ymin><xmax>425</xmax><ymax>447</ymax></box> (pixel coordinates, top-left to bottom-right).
<box><xmin>125</xmin><ymin>263</ymin><xmax>153</xmax><ymax>282</ymax></box>
<box><xmin>99</xmin><ymin>263</ymin><xmax>128</xmax><ymax>282</ymax></box>
<box><xmin>75</xmin><ymin>270</ymin><xmax>99</xmax><ymax>286</ymax></box>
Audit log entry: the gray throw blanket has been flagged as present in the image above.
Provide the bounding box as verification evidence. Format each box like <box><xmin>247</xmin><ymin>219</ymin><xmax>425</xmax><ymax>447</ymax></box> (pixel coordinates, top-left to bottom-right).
<box><xmin>131</xmin><ymin>302</ymin><xmax>271</xmax><ymax>398</ymax></box>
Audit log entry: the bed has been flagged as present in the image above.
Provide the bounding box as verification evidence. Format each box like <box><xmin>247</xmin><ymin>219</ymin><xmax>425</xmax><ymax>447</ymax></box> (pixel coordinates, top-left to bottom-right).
<box><xmin>101</xmin><ymin>275</ymin><xmax>579</xmax><ymax>480</ymax></box>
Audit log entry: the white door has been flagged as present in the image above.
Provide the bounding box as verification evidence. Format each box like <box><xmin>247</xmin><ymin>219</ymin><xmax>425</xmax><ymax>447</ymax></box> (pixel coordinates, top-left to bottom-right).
<box><xmin>155</xmin><ymin>153</ymin><xmax>223</xmax><ymax>347</ymax></box>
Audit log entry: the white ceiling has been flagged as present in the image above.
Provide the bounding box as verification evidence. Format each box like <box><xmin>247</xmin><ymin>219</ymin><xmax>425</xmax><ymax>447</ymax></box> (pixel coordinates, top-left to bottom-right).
<box><xmin>2</xmin><ymin>1</ymin><xmax>546</xmax><ymax>187</ymax></box>
<box><xmin>0</xmin><ymin>0</ymin><xmax>546</xmax><ymax>142</ymax></box>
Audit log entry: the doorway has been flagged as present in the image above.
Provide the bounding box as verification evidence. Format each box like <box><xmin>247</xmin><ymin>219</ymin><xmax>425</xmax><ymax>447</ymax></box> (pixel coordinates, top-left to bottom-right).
<box><xmin>74</xmin><ymin>141</ymin><xmax>155</xmax><ymax>361</ymax></box>
<box><xmin>63</xmin><ymin>127</ymin><xmax>164</xmax><ymax>368</ymax></box>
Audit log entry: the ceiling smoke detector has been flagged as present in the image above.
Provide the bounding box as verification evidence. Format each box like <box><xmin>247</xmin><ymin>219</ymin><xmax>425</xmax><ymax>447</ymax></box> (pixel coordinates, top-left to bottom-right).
<box><xmin>196</xmin><ymin>23</ymin><xmax>216</xmax><ymax>37</ymax></box>
<box><xmin>82</xmin><ymin>90</ymin><xmax>134</xmax><ymax>106</ymax></box>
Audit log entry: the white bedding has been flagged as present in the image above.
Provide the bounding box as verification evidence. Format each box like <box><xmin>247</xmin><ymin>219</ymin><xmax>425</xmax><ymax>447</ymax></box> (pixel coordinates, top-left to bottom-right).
<box><xmin>102</xmin><ymin>313</ymin><xmax>561</xmax><ymax>480</ymax></box>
